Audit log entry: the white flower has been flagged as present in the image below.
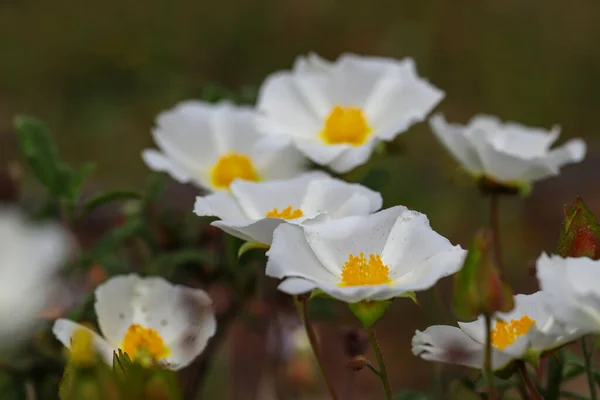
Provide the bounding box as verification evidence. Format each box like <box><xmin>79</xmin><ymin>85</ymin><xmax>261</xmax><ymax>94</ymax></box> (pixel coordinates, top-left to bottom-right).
<box><xmin>256</xmin><ymin>53</ymin><xmax>444</xmax><ymax>173</ymax></box>
<box><xmin>536</xmin><ymin>253</ymin><xmax>600</xmax><ymax>334</ymax></box>
<box><xmin>0</xmin><ymin>208</ymin><xmax>71</xmax><ymax>347</ymax></box>
<box><xmin>194</xmin><ymin>172</ymin><xmax>382</xmax><ymax>245</ymax></box>
<box><xmin>265</xmin><ymin>206</ymin><xmax>465</xmax><ymax>303</ymax></box>
<box><xmin>412</xmin><ymin>292</ymin><xmax>582</xmax><ymax>371</ymax></box>
<box><xmin>142</xmin><ymin>100</ymin><xmax>306</xmax><ymax>192</ymax></box>
<box><xmin>429</xmin><ymin>114</ymin><xmax>586</xmax><ymax>188</ymax></box>
<box><xmin>53</xmin><ymin>274</ymin><xmax>216</xmax><ymax>370</ymax></box>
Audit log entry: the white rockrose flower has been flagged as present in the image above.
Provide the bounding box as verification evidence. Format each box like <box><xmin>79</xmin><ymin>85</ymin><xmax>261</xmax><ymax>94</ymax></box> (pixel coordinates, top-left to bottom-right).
<box><xmin>429</xmin><ymin>114</ymin><xmax>586</xmax><ymax>189</ymax></box>
<box><xmin>0</xmin><ymin>208</ymin><xmax>72</xmax><ymax>347</ymax></box>
<box><xmin>142</xmin><ymin>100</ymin><xmax>306</xmax><ymax>192</ymax></box>
<box><xmin>536</xmin><ymin>253</ymin><xmax>600</xmax><ymax>334</ymax></box>
<box><xmin>265</xmin><ymin>206</ymin><xmax>465</xmax><ymax>303</ymax></box>
<box><xmin>194</xmin><ymin>172</ymin><xmax>382</xmax><ymax>245</ymax></box>
<box><xmin>412</xmin><ymin>292</ymin><xmax>582</xmax><ymax>371</ymax></box>
<box><xmin>256</xmin><ymin>53</ymin><xmax>444</xmax><ymax>173</ymax></box>
<box><xmin>53</xmin><ymin>274</ymin><xmax>216</xmax><ymax>370</ymax></box>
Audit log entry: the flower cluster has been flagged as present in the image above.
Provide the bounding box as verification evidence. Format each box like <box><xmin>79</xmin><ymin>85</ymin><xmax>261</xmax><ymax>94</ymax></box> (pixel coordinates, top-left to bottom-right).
<box><xmin>8</xmin><ymin>51</ymin><xmax>595</xmax><ymax>399</ymax></box>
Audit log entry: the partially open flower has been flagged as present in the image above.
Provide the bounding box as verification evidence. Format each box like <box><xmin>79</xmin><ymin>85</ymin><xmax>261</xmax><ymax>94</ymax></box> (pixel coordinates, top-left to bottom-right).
<box><xmin>0</xmin><ymin>208</ymin><xmax>72</xmax><ymax>348</ymax></box>
<box><xmin>53</xmin><ymin>274</ymin><xmax>216</xmax><ymax>371</ymax></box>
<box><xmin>256</xmin><ymin>53</ymin><xmax>444</xmax><ymax>173</ymax></box>
<box><xmin>266</xmin><ymin>206</ymin><xmax>465</xmax><ymax>302</ymax></box>
<box><xmin>429</xmin><ymin>114</ymin><xmax>586</xmax><ymax>191</ymax></box>
<box><xmin>536</xmin><ymin>253</ymin><xmax>600</xmax><ymax>334</ymax></box>
<box><xmin>194</xmin><ymin>172</ymin><xmax>382</xmax><ymax>245</ymax></box>
<box><xmin>412</xmin><ymin>292</ymin><xmax>582</xmax><ymax>371</ymax></box>
<box><xmin>143</xmin><ymin>100</ymin><xmax>306</xmax><ymax>192</ymax></box>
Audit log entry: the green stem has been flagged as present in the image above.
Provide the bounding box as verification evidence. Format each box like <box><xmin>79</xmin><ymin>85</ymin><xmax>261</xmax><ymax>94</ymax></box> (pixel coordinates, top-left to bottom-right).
<box><xmin>367</xmin><ymin>328</ymin><xmax>392</xmax><ymax>400</ymax></box>
<box><xmin>490</xmin><ymin>193</ymin><xmax>505</xmax><ymax>277</ymax></box>
<box><xmin>483</xmin><ymin>313</ymin><xmax>496</xmax><ymax>400</ymax></box>
<box><xmin>518</xmin><ymin>361</ymin><xmax>543</xmax><ymax>400</ymax></box>
<box><xmin>296</xmin><ymin>296</ymin><xmax>339</xmax><ymax>400</ymax></box>
<box><xmin>582</xmin><ymin>337</ymin><xmax>598</xmax><ymax>400</ymax></box>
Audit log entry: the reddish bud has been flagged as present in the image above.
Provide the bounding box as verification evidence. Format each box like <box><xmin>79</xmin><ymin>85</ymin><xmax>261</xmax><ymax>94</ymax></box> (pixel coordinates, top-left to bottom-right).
<box><xmin>558</xmin><ymin>198</ymin><xmax>600</xmax><ymax>259</ymax></box>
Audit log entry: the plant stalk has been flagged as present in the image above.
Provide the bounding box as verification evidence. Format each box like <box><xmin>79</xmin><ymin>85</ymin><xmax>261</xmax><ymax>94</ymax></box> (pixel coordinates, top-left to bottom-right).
<box><xmin>582</xmin><ymin>337</ymin><xmax>598</xmax><ymax>400</ymax></box>
<box><xmin>490</xmin><ymin>193</ymin><xmax>505</xmax><ymax>277</ymax></box>
<box><xmin>518</xmin><ymin>361</ymin><xmax>543</xmax><ymax>400</ymax></box>
<box><xmin>484</xmin><ymin>313</ymin><xmax>496</xmax><ymax>400</ymax></box>
<box><xmin>367</xmin><ymin>328</ymin><xmax>392</xmax><ymax>400</ymax></box>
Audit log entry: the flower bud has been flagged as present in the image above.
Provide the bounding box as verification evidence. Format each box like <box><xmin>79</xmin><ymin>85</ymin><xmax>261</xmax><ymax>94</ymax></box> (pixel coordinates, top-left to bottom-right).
<box><xmin>345</xmin><ymin>356</ymin><xmax>369</xmax><ymax>371</ymax></box>
<box><xmin>558</xmin><ymin>197</ymin><xmax>600</xmax><ymax>259</ymax></box>
<box><xmin>341</xmin><ymin>328</ymin><xmax>369</xmax><ymax>358</ymax></box>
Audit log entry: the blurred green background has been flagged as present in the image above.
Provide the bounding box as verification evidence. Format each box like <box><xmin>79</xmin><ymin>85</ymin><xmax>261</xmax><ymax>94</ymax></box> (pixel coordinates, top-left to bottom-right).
<box><xmin>1</xmin><ymin>0</ymin><xmax>599</xmax><ymax>398</ymax></box>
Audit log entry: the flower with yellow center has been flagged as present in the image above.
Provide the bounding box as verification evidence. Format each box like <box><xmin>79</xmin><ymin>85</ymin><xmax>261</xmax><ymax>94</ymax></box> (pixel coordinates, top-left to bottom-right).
<box><xmin>256</xmin><ymin>53</ymin><xmax>444</xmax><ymax>173</ymax></box>
<box><xmin>266</xmin><ymin>206</ymin><xmax>465</xmax><ymax>303</ymax></box>
<box><xmin>194</xmin><ymin>172</ymin><xmax>383</xmax><ymax>245</ymax></box>
<box><xmin>412</xmin><ymin>292</ymin><xmax>583</xmax><ymax>371</ymax></box>
<box><xmin>53</xmin><ymin>274</ymin><xmax>216</xmax><ymax>371</ymax></box>
<box><xmin>143</xmin><ymin>100</ymin><xmax>306</xmax><ymax>192</ymax></box>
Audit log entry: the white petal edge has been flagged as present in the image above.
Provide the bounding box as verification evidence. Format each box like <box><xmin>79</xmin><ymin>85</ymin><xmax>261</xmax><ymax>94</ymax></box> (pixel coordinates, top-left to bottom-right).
<box><xmin>52</xmin><ymin>319</ymin><xmax>115</xmax><ymax>365</ymax></box>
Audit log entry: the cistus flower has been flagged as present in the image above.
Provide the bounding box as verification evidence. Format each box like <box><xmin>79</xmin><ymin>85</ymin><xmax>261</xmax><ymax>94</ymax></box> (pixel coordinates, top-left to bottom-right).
<box><xmin>429</xmin><ymin>114</ymin><xmax>586</xmax><ymax>191</ymax></box>
<box><xmin>194</xmin><ymin>172</ymin><xmax>382</xmax><ymax>245</ymax></box>
<box><xmin>53</xmin><ymin>274</ymin><xmax>216</xmax><ymax>371</ymax></box>
<box><xmin>412</xmin><ymin>292</ymin><xmax>582</xmax><ymax>371</ymax></box>
<box><xmin>142</xmin><ymin>100</ymin><xmax>306</xmax><ymax>192</ymax></box>
<box><xmin>0</xmin><ymin>208</ymin><xmax>71</xmax><ymax>348</ymax></box>
<box><xmin>536</xmin><ymin>253</ymin><xmax>600</xmax><ymax>334</ymax></box>
<box><xmin>265</xmin><ymin>206</ymin><xmax>465</xmax><ymax>302</ymax></box>
<box><xmin>256</xmin><ymin>53</ymin><xmax>444</xmax><ymax>173</ymax></box>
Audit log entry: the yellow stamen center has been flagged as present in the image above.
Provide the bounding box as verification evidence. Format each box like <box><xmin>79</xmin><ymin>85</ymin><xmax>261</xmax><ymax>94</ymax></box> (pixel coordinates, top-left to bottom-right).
<box><xmin>265</xmin><ymin>206</ymin><xmax>304</xmax><ymax>219</ymax></box>
<box><xmin>210</xmin><ymin>153</ymin><xmax>259</xmax><ymax>190</ymax></box>
<box><xmin>121</xmin><ymin>324</ymin><xmax>170</xmax><ymax>361</ymax></box>
<box><xmin>70</xmin><ymin>328</ymin><xmax>96</xmax><ymax>365</ymax></box>
<box><xmin>339</xmin><ymin>252</ymin><xmax>391</xmax><ymax>286</ymax></box>
<box><xmin>320</xmin><ymin>105</ymin><xmax>372</xmax><ymax>146</ymax></box>
<box><xmin>491</xmin><ymin>315</ymin><xmax>536</xmax><ymax>349</ymax></box>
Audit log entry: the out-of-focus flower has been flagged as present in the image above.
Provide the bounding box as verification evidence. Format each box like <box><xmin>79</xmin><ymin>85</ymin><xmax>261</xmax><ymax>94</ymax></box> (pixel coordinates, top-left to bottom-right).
<box><xmin>256</xmin><ymin>53</ymin><xmax>444</xmax><ymax>173</ymax></box>
<box><xmin>53</xmin><ymin>274</ymin><xmax>216</xmax><ymax>371</ymax></box>
<box><xmin>0</xmin><ymin>208</ymin><xmax>72</xmax><ymax>347</ymax></box>
<box><xmin>412</xmin><ymin>292</ymin><xmax>582</xmax><ymax>371</ymax></box>
<box><xmin>536</xmin><ymin>253</ymin><xmax>600</xmax><ymax>334</ymax></box>
<box><xmin>142</xmin><ymin>100</ymin><xmax>306</xmax><ymax>192</ymax></box>
<box><xmin>429</xmin><ymin>114</ymin><xmax>586</xmax><ymax>190</ymax></box>
<box><xmin>265</xmin><ymin>206</ymin><xmax>465</xmax><ymax>302</ymax></box>
<box><xmin>194</xmin><ymin>172</ymin><xmax>382</xmax><ymax>245</ymax></box>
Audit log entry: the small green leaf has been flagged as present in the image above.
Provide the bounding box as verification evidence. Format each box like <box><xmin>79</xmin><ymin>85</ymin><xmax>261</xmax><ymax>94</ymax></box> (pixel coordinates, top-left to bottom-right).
<box><xmin>83</xmin><ymin>190</ymin><xmax>141</xmax><ymax>216</ymax></box>
<box><xmin>398</xmin><ymin>291</ymin><xmax>418</xmax><ymax>305</ymax></box>
<box><xmin>394</xmin><ymin>390</ymin><xmax>432</xmax><ymax>400</ymax></box>
<box><xmin>90</xmin><ymin>218</ymin><xmax>144</xmax><ymax>259</ymax></box>
<box><xmin>348</xmin><ymin>300</ymin><xmax>392</xmax><ymax>329</ymax></box>
<box><xmin>238</xmin><ymin>241</ymin><xmax>269</xmax><ymax>259</ymax></box>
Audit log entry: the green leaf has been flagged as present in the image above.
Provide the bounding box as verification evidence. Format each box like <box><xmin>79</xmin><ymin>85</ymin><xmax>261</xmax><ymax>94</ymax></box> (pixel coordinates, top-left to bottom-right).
<box><xmin>348</xmin><ymin>300</ymin><xmax>392</xmax><ymax>329</ymax></box>
<box><xmin>398</xmin><ymin>291</ymin><xmax>418</xmax><ymax>305</ymax></box>
<box><xmin>546</xmin><ymin>351</ymin><xmax>564</xmax><ymax>400</ymax></box>
<box><xmin>0</xmin><ymin>372</ymin><xmax>27</xmax><ymax>400</ymax></box>
<box><xmin>394</xmin><ymin>391</ymin><xmax>432</xmax><ymax>400</ymax></box>
<box><xmin>238</xmin><ymin>241</ymin><xmax>269</xmax><ymax>259</ymax></box>
<box><xmin>90</xmin><ymin>217</ymin><xmax>144</xmax><ymax>259</ymax></box>
<box><xmin>83</xmin><ymin>190</ymin><xmax>141</xmax><ymax>216</ymax></box>
<box><xmin>66</xmin><ymin>162</ymin><xmax>95</xmax><ymax>202</ymax></box>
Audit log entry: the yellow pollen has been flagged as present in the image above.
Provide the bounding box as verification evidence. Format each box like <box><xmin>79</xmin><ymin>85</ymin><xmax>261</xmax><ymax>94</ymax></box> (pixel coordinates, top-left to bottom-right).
<box><xmin>210</xmin><ymin>153</ymin><xmax>259</xmax><ymax>190</ymax></box>
<box><xmin>121</xmin><ymin>324</ymin><xmax>170</xmax><ymax>361</ymax></box>
<box><xmin>320</xmin><ymin>105</ymin><xmax>372</xmax><ymax>146</ymax></box>
<box><xmin>491</xmin><ymin>315</ymin><xmax>536</xmax><ymax>349</ymax></box>
<box><xmin>339</xmin><ymin>252</ymin><xmax>391</xmax><ymax>286</ymax></box>
<box><xmin>70</xmin><ymin>328</ymin><xmax>96</xmax><ymax>365</ymax></box>
<box><xmin>265</xmin><ymin>205</ymin><xmax>304</xmax><ymax>219</ymax></box>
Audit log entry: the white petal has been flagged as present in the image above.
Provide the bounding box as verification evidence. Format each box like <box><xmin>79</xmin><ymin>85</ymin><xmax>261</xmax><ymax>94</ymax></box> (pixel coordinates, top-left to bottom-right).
<box><xmin>254</xmin><ymin>144</ymin><xmax>309</xmax><ymax>182</ymax></box>
<box><xmin>412</xmin><ymin>325</ymin><xmax>514</xmax><ymax>370</ymax></box>
<box><xmin>212</xmin><ymin>218</ymin><xmax>286</xmax><ymax>245</ymax></box>
<box><xmin>127</xmin><ymin>278</ymin><xmax>216</xmax><ymax>370</ymax></box>
<box><xmin>294</xmin><ymin>140</ymin><xmax>348</xmax><ymax>165</ymax></box>
<box><xmin>328</xmin><ymin>141</ymin><xmax>378</xmax><ymax>173</ymax></box>
<box><xmin>547</xmin><ymin>138</ymin><xmax>586</xmax><ymax>168</ymax></box>
<box><xmin>193</xmin><ymin>192</ymin><xmax>247</xmax><ymax>220</ymax></box>
<box><xmin>428</xmin><ymin>114</ymin><xmax>483</xmax><ymax>174</ymax></box>
<box><xmin>142</xmin><ymin>149</ymin><xmax>195</xmax><ymax>184</ymax></box>
<box><xmin>266</xmin><ymin>223</ymin><xmax>339</xmax><ymax>285</ymax></box>
<box><xmin>52</xmin><ymin>319</ymin><xmax>115</xmax><ymax>365</ymax></box>
<box><xmin>303</xmin><ymin>206</ymin><xmax>408</xmax><ymax>278</ymax></box>
<box><xmin>94</xmin><ymin>274</ymin><xmax>141</xmax><ymax>346</ymax></box>
<box><xmin>300</xmin><ymin>178</ymin><xmax>382</xmax><ymax>218</ymax></box>
<box><xmin>277</xmin><ymin>277</ymin><xmax>319</xmax><ymax>295</ymax></box>
<box><xmin>293</xmin><ymin>53</ymin><xmax>333</xmax><ymax>73</ymax></box>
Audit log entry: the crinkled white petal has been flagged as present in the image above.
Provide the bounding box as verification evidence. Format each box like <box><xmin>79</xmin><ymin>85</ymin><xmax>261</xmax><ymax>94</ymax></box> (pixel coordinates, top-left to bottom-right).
<box><xmin>94</xmin><ymin>274</ymin><xmax>141</xmax><ymax>346</ymax></box>
<box><xmin>412</xmin><ymin>325</ymin><xmax>515</xmax><ymax>371</ymax></box>
<box><xmin>293</xmin><ymin>52</ymin><xmax>334</xmax><ymax>73</ymax></box>
<box><xmin>300</xmin><ymin>178</ymin><xmax>382</xmax><ymax>218</ymax></box>
<box><xmin>212</xmin><ymin>218</ymin><xmax>291</xmax><ymax>245</ymax></box>
<box><xmin>328</xmin><ymin>141</ymin><xmax>378</xmax><ymax>173</ymax></box>
<box><xmin>194</xmin><ymin>191</ymin><xmax>247</xmax><ymax>220</ymax></box>
<box><xmin>429</xmin><ymin>114</ymin><xmax>483</xmax><ymax>174</ymax></box>
<box><xmin>52</xmin><ymin>319</ymin><xmax>115</xmax><ymax>365</ymax></box>
<box><xmin>536</xmin><ymin>253</ymin><xmax>600</xmax><ymax>333</ymax></box>
<box><xmin>142</xmin><ymin>149</ymin><xmax>195</xmax><ymax>184</ymax></box>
